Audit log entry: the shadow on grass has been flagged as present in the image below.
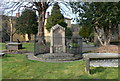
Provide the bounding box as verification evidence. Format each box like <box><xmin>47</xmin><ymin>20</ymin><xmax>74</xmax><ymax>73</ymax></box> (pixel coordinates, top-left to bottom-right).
<box><xmin>2</xmin><ymin>55</ymin><xmax>15</xmax><ymax>58</ymax></box>
<box><xmin>90</xmin><ymin>67</ymin><xmax>107</xmax><ymax>74</ymax></box>
<box><xmin>82</xmin><ymin>51</ymin><xmax>93</xmax><ymax>53</ymax></box>
<box><xmin>2</xmin><ymin>54</ymin><xmax>22</xmax><ymax>58</ymax></box>
<box><xmin>21</xmin><ymin>47</ymin><xmax>26</xmax><ymax>49</ymax></box>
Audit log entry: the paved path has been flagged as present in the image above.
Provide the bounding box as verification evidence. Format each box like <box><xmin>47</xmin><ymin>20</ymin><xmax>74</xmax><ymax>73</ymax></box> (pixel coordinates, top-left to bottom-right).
<box><xmin>82</xmin><ymin>42</ymin><xmax>98</xmax><ymax>52</ymax></box>
<box><xmin>25</xmin><ymin>53</ymin><xmax>42</xmax><ymax>61</ymax></box>
<box><xmin>0</xmin><ymin>50</ymin><xmax>3</xmax><ymax>53</ymax></box>
<box><xmin>0</xmin><ymin>42</ymin><xmax>98</xmax><ymax>62</ymax></box>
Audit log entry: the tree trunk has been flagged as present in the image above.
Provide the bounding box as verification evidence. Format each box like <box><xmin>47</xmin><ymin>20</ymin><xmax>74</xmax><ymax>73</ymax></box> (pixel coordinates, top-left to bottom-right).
<box><xmin>10</xmin><ymin>35</ymin><xmax>13</xmax><ymax>42</ymax></box>
<box><xmin>37</xmin><ymin>10</ymin><xmax>46</xmax><ymax>45</ymax></box>
<box><xmin>28</xmin><ymin>33</ymin><xmax>31</xmax><ymax>41</ymax></box>
<box><xmin>96</xmin><ymin>33</ymin><xmax>104</xmax><ymax>46</ymax></box>
<box><xmin>33</xmin><ymin>2</ymin><xmax>49</xmax><ymax>45</ymax></box>
<box><xmin>103</xmin><ymin>26</ymin><xmax>112</xmax><ymax>46</ymax></box>
<box><xmin>94</xmin><ymin>27</ymin><xmax>104</xmax><ymax>46</ymax></box>
<box><xmin>9</xmin><ymin>18</ymin><xmax>13</xmax><ymax>42</ymax></box>
<box><xmin>94</xmin><ymin>33</ymin><xmax>100</xmax><ymax>46</ymax></box>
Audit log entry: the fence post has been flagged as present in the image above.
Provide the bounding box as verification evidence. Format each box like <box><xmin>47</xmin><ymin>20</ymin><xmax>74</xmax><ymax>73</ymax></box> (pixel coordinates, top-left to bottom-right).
<box><xmin>34</xmin><ymin>34</ymin><xmax>37</xmax><ymax>56</ymax></box>
<box><xmin>85</xmin><ymin>58</ymin><xmax>90</xmax><ymax>74</ymax></box>
<box><xmin>78</xmin><ymin>37</ymin><xmax>82</xmax><ymax>56</ymax></box>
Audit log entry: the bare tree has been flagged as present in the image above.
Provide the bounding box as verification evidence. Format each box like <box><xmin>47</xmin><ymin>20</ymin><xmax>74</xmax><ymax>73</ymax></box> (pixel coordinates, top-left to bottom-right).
<box><xmin>4</xmin><ymin>2</ymin><xmax>51</xmax><ymax>44</ymax></box>
<box><xmin>33</xmin><ymin>2</ymin><xmax>49</xmax><ymax>44</ymax></box>
<box><xmin>4</xmin><ymin>1</ymin><xmax>72</xmax><ymax>44</ymax></box>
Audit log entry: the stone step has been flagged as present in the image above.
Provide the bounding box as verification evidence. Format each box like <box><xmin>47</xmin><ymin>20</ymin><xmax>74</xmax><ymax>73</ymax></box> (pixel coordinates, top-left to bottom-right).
<box><xmin>38</xmin><ymin>53</ymin><xmax>74</xmax><ymax>57</ymax></box>
<box><xmin>36</xmin><ymin>53</ymin><xmax>81</xmax><ymax>61</ymax></box>
<box><xmin>39</xmin><ymin>57</ymin><xmax>80</xmax><ymax>60</ymax></box>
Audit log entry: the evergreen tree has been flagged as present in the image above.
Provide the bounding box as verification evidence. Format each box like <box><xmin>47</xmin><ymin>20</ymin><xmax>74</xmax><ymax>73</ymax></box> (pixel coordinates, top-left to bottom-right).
<box><xmin>46</xmin><ymin>3</ymin><xmax>72</xmax><ymax>37</ymax></box>
<box><xmin>16</xmin><ymin>9</ymin><xmax>38</xmax><ymax>40</ymax></box>
<box><xmin>46</xmin><ymin>3</ymin><xmax>67</xmax><ymax>31</ymax></box>
<box><xmin>71</xmin><ymin>2</ymin><xmax>120</xmax><ymax>46</ymax></box>
<box><xmin>79</xmin><ymin>26</ymin><xmax>94</xmax><ymax>42</ymax></box>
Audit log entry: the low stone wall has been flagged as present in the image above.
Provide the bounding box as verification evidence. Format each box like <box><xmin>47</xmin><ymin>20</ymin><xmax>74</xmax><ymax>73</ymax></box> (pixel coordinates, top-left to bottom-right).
<box><xmin>83</xmin><ymin>53</ymin><xmax>119</xmax><ymax>74</ymax></box>
<box><xmin>90</xmin><ymin>58</ymin><xmax>118</xmax><ymax>67</ymax></box>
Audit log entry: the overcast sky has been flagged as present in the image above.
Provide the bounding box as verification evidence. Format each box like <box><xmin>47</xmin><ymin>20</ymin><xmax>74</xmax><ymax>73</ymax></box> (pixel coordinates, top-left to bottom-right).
<box><xmin>1</xmin><ymin>2</ymin><xmax>78</xmax><ymax>24</ymax></box>
<box><xmin>46</xmin><ymin>3</ymin><xmax>78</xmax><ymax>24</ymax></box>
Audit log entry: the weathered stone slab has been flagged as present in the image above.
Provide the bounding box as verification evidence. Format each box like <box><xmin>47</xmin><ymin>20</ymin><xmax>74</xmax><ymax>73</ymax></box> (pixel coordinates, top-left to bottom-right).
<box><xmin>50</xmin><ymin>24</ymin><xmax>66</xmax><ymax>53</ymax></box>
<box><xmin>83</xmin><ymin>53</ymin><xmax>119</xmax><ymax>74</ymax></box>
<box><xmin>6</xmin><ymin>42</ymin><xmax>22</xmax><ymax>50</ymax></box>
<box><xmin>90</xmin><ymin>58</ymin><xmax>118</xmax><ymax>67</ymax></box>
<box><xmin>83</xmin><ymin>53</ymin><xmax>119</xmax><ymax>58</ymax></box>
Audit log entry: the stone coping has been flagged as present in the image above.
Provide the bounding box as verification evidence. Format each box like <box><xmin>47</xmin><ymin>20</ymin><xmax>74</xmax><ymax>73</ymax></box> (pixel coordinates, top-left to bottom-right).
<box><xmin>25</xmin><ymin>53</ymin><xmax>82</xmax><ymax>63</ymax></box>
<box><xmin>6</xmin><ymin>42</ymin><xmax>22</xmax><ymax>45</ymax></box>
<box><xmin>83</xmin><ymin>53</ymin><xmax>120</xmax><ymax>59</ymax></box>
<box><xmin>83</xmin><ymin>53</ymin><xmax>119</xmax><ymax>74</ymax></box>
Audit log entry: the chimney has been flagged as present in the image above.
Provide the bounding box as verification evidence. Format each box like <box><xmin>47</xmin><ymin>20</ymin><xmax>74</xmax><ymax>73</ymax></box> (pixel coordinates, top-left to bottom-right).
<box><xmin>16</xmin><ymin>13</ymin><xmax>20</xmax><ymax>17</ymax></box>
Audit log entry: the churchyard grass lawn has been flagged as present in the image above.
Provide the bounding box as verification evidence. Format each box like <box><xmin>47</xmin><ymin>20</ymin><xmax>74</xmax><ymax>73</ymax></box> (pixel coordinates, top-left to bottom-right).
<box><xmin>1</xmin><ymin>43</ymin><xmax>119</xmax><ymax>79</ymax></box>
<box><xmin>22</xmin><ymin>43</ymin><xmax>34</xmax><ymax>52</ymax></box>
<box><xmin>2</xmin><ymin>54</ymin><xmax>119</xmax><ymax>79</ymax></box>
<box><xmin>0</xmin><ymin>43</ymin><xmax>34</xmax><ymax>52</ymax></box>
<box><xmin>0</xmin><ymin>43</ymin><xmax>6</xmax><ymax>50</ymax></box>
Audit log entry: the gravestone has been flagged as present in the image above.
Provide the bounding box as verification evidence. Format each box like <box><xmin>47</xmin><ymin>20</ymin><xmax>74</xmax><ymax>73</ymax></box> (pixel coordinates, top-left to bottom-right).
<box><xmin>50</xmin><ymin>24</ymin><xmax>66</xmax><ymax>53</ymax></box>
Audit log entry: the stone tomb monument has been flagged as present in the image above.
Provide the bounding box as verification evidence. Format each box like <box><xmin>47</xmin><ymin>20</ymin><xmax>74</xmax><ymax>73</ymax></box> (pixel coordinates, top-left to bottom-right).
<box><xmin>50</xmin><ymin>24</ymin><xmax>66</xmax><ymax>53</ymax></box>
<box><xmin>6</xmin><ymin>42</ymin><xmax>22</xmax><ymax>50</ymax></box>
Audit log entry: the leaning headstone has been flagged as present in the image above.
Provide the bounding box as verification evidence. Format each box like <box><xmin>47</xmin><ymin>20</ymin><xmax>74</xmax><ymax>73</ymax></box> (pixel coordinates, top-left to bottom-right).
<box><xmin>50</xmin><ymin>24</ymin><xmax>66</xmax><ymax>53</ymax></box>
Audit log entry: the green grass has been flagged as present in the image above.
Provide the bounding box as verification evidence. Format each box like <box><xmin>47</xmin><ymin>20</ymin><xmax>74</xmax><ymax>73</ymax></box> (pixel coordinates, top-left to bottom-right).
<box><xmin>22</xmin><ymin>43</ymin><xmax>34</xmax><ymax>52</ymax></box>
<box><xmin>1</xmin><ymin>43</ymin><xmax>119</xmax><ymax>79</ymax></box>
<box><xmin>2</xmin><ymin>54</ymin><xmax>119</xmax><ymax>79</ymax></box>
<box><xmin>0</xmin><ymin>43</ymin><xmax>34</xmax><ymax>52</ymax></box>
<box><xmin>0</xmin><ymin>43</ymin><xmax>6</xmax><ymax>50</ymax></box>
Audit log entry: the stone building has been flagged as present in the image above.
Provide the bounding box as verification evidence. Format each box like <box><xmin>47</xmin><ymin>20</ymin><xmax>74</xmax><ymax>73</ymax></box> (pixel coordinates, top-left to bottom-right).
<box><xmin>1</xmin><ymin>12</ymin><xmax>80</xmax><ymax>42</ymax></box>
<box><xmin>0</xmin><ymin>14</ymin><xmax>35</xmax><ymax>42</ymax></box>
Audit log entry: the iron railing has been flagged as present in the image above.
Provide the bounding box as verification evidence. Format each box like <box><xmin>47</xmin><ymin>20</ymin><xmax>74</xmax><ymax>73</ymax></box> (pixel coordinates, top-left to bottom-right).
<box><xmin>34</xmin><ymin>36</ymin><xmax>82</xmax><ymax>56</ymax></box>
